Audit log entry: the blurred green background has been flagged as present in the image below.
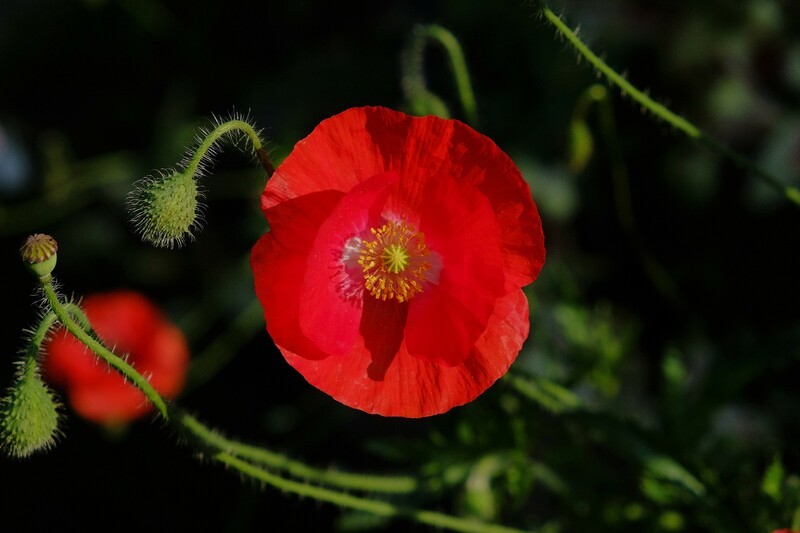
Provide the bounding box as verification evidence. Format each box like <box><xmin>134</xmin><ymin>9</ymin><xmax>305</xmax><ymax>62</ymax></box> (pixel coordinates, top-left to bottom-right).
<box><xmin>1</xmin><ymin>0</ymin><xmax>799</xmax><ymax>531</ymax></box>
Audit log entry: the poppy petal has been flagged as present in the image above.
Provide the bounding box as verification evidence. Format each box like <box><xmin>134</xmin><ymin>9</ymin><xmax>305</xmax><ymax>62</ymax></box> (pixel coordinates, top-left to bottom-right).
<box><xmin>280</xmin><ymin>288</ymin><xmax>529</xmax><ymax>417</ymax></box>
<box><xmin>297</xmin><ymin>171</ymin><xmax>397</xmax><ymax>356</ymax></box>
<box><xmin>263</xmin><ymin>107</ymin><xmax>407</xmax><ymax>209</ymax></box>
<box><xmin>400</xmin><ymin>172</ymin><xmax>505</xmax><ymax>366</ymax></box>
<box><xmin>254</xmin><ymin>106</ymin><xmax>545</xmax><ymax>417</ymax></box>
<box><xmin>252</xmin><ymin>190</ymin><xmax>344</xmax><ymax>360</ymax></box>
<box><xmin>264</xmin><ymin>107</ymin><xmax>544</xmax><ymax>291</ymax></box>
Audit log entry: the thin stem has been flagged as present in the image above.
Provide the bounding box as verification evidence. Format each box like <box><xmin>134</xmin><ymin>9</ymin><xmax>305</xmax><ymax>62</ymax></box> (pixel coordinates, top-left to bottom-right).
<box><xmin>44</xmin><ymin>283</ymin><xmax>420</xmax><ymax>495</ymax></box>
<box><xmin>403</xmin><ymin>25</ymin><xmax>479</xmax><ymax>126</ymax></box>
<box><xmin>537</xmin><ymin>3</ymin><xmax>800</xmax><ymax>206</ymax></box>
<box><xmin>63</xmin><ymin>303</ymin><xmax>92</xmax><ymax>331</ymax></box>
<box><xmin>39</xmin><ymin>279</ymin><xmax>526</xmax><ymax>530</ymax></box>
<box><xmin>40</xmin><ymin>280</ymin><xmax>169</xmax><ymax>418</ymax></box>
<box><xmin>19</xmin><ymin>312</ymin><xmax>60</xmax><ymax>380</ymax></box>
<box><xmin>184</xmin><ymin>119</ymin><xmax>273</xmax><ymax>178</ymax></box>
<box><xmin>178</xmin><ymin>410</ymin><xmax>419</xmax><ymax>494</ymax></box>
<box><xmin>214</xmin><ymin>452</ymin><xmax>530</xmax><ymax>533</ymax></box>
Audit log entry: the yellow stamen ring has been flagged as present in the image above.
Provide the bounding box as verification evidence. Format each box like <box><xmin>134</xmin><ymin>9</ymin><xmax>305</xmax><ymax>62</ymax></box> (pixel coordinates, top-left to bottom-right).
<box><xmin>357</xmin><ymin>220</ymin><xmax>430</xmax><ymax>302</ymax></box>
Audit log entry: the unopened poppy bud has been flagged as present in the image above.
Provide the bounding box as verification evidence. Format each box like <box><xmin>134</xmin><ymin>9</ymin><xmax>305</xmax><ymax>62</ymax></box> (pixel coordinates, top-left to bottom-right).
<box><xmin>128</xmin><ymin>170</ymin><xmax>200</xmax><ymax>249</ymax></box>
<box><xmin>20</xmin><ymin>233</ymin><xmax>58</xmax><ymax>282</ymax></box>
<box><xmin>0</xmin><ymin>365</ymin><xmax>60</xmax><ymax>458</ymax></box>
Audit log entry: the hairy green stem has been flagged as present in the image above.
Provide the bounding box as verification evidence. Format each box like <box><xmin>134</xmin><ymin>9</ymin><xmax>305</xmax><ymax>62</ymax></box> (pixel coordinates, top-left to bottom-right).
<box><xmin>18</xmin><ymin>313</ymin><xmax>59</xmax><ymax>381</ymax></box>
<box><xmin>215</xmin><ymin>452</ymin><xmax>529</xmax><ymax>533</ymax></box>
<box><xmin>538</xmin><ymin>3</ymin><xmax>800</xmax><ymax>206</ymax></box>
<box><xmin>179</xmin><ymin>410</ymin><xmax>419</xmax><ymax>494</ymax></box>
<box><xmin>40</xmin><ymin>279</ymin><xmax>524</xmax><ymax>530</ymax></box>
<box><xmin>403</xmin><ymin>24</ymin><xmax>478</xmax><ymax>125</ymax></box>
<box><xmin>44</xmin><ymin>281</ymin><xmax>418</xmax><ymax>495</ymax></box>
<box><xmin>41</xmin><ymin>281</ymin><xmax>169</xmax><ymax>418</ymax></box>
<box><xmin>20</xmin><ymin>305</ymin><xmax>87</xmax><ymax>377</ymax></box>
<box><xmin>184</xmin><ymin>119</ymin><xmax>271</xmax><ymax>178</ymax></box>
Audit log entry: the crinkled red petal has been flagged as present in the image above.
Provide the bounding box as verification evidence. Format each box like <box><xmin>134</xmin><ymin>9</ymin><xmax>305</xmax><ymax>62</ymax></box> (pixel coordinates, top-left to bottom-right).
<box><xmin>281</xmin><ymin>288</ymin><xmax>529</xmax><ymax>418</ymax></box>
<box><xmin>252</xmin><ymin>190</ymin><xmax>344</xmax><ymax>360</ymax></box>
<box><xmin>298</xmin><ymin>172</ymin><xmax>397</xmax><ymax>356</ymax></box>
<box><xmin>399</xmin><ymin>172</ymin><xmax>504</xmax><ymax>366</ymax></box>
<box><xmin>264</xmin><ymin>106</ymin><xmax>544</xmax><ymax>290</ymax></box>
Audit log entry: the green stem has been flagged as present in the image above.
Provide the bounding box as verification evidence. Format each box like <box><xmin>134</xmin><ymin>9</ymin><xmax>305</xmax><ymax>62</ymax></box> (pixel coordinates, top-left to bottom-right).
<box><xmin>44</xmin><ymin>282</ymin><xmax>419</xmax><ymax>495</ymax></box>
<box><xmin>40</xmin><ymin>280</ymin><xmax>169</xmax><ymax>418</ymax></box>
<box><xmin>19</xmin><ymin>312</ymin><xmax>60</xmax><ymax>380</ymax></box>
<box><xmin>184</xmin><ymin>119</ymin><xmax>272</xmax><ymax>178</ymax></box>
<box><xmin>403</xmin><ymin>25</ymin><xmax>479</xmax><ymax>125</ymax></box>
<box><xmin>215</xmin><ymin>452</ymin><xmax>529</xmax><ymax>533</ymax></box>
<box><xmin>40</xmin><ymin>279</ymin><xmax>528</xmax><ymax>530</ymax></box>
<box><xmin>178</xmin><ymin>410</ymin><xmax>418</xmax><ymax>494</ymax></box>
<box><xmin>538</xmin><ymin>3</ymin><xmax>800</xmax><ymax>206</ymax></box>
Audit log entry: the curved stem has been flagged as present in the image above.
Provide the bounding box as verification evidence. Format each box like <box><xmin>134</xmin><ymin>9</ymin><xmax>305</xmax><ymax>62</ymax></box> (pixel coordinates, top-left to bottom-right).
<box><xmin>44</xmin><ymin>281</ymin><xmax>419</xmax><ymax>495</ymax></box>
<box><xmin>18</xmin><ymin>312</ymin><xmax>59</xmax><ymax>380</ymax></box>
<box><xmin>403</xmin><ymin>24</ymin><xmax>479</xmax><ymax>125</ymax></box>
<box><xmin>40</xmin><ymin>280</ymin><xmax>170</xmax><ymax>418</ymax></box>
<box><xmin>215</xmin><ymin>452</ymin><xmax>529</xmax><ymax>533</ymax></box>
<box><xmin>178</xmin><ymin>410</ymin><xmax>418</xmax><ymax>494</ymax></box>
<box><xmin>537</xmin><ymin>3</ymin><xmax>800</xmax><ymax>206</ymax></box>
<box><xmin>63</xmin><ymin>303</ymin><xmax>92</xmax><ymax>331</ymax></box>
<box><xmin>39</xmin><ymin>278</ymin><xmax>524</xmax><ymax>530</ymax></box>
<box><xmin>184</xmin><ymin>119</ymin><xmax>273</xmax><ymax>178</ymax></box>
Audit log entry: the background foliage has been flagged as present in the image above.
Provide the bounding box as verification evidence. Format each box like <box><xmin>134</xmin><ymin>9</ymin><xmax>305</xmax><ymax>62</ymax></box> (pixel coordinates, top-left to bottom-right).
<box><xmin>1</xmin><ymin>0</ymin><xmax>798</xmax><ymax>531</ymax></box>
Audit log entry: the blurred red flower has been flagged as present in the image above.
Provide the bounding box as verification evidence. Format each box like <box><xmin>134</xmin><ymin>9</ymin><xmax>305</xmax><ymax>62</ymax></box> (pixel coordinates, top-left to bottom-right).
<box><xmin>251</xmin><ymin>107</ymin><xmax>545</xmax><ymax>417</ymax></box>
<box><xmin>44</xmin><ymin>291</ymin><xmax>189</xmax><ymax>425</ymax></box>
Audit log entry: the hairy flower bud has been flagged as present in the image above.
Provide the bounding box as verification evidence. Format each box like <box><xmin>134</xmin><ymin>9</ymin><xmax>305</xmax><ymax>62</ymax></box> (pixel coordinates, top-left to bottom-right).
<box><xmin>127</xmin><ymin>170</ymin><xmax>201</xmax><ymax>248</ymax></box>
<box><xmin>20</xmin><ymin>233</ymin><xmax>58</xmax><ymax>281</ymax></box>
<box><xmin>1</xmin><ymin>363</ymin><xmax>60</xmax><ymax>458</ymax></box>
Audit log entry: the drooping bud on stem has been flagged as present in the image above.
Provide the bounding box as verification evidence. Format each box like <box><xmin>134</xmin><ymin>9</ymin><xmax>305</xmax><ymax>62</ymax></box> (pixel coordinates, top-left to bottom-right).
<box><xmin>128</xmin><ymin>170</ymin><xmax>200</xmax><ymax>248</ymax></box>
<box><xmin>127</xmin><ymin>114</ymin><xmax>270</xmax><ymax>249</ymax></box>
<box><xmin>20</xmin><ymin>234</ymin><xmax>58</xmax><ymax>282</ymax></box>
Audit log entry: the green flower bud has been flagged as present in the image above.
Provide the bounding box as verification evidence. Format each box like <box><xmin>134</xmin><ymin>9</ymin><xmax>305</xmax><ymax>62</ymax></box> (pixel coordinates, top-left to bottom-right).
<box><xmin>1</xmin><ymin>365</ymin><xmax>60</xmax><ymax>458</ymax></box>
<box><xmin>20</xmin><ymin>234</ymin><xmax>58</xmax><ymax>282</ymax></box>
<box><xmin>128</xmin><ymin>170</ymin><xmax>201</xmax><ymax>249</ymax></box>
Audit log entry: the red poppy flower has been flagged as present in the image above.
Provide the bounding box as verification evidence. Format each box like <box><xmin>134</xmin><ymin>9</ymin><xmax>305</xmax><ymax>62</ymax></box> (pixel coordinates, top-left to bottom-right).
<box><xmin>251</xmin><ymin>107</ymin><xmax>544</xmax><ymax>417</ymax></box>
<box><xmin>43</xmin><ymin>291</ymin><xmax>190</xmax><ymax>425</ymax></box>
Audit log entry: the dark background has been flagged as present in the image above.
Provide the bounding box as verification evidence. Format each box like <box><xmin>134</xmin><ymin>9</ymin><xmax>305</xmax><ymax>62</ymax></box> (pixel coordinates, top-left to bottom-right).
<box><xmin>1</xmin><ymin>0</ymin><xmax>799</xmax><ymax>531</ymax></box>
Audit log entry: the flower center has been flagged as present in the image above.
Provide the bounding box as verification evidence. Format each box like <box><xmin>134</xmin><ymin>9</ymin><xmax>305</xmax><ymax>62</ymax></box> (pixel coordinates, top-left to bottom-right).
<box><xmin>358</xmin><ymin>220</ymin><xmax>430</xmax><ymax>302</ymax></box>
